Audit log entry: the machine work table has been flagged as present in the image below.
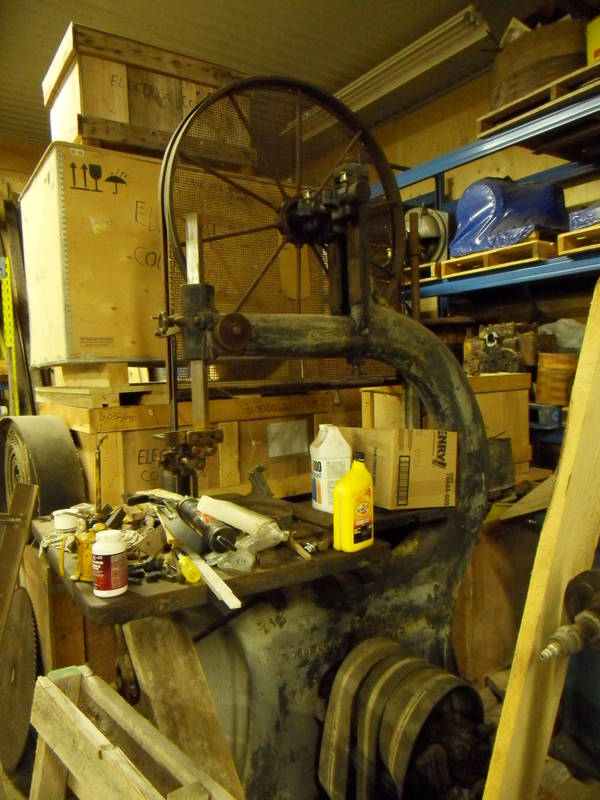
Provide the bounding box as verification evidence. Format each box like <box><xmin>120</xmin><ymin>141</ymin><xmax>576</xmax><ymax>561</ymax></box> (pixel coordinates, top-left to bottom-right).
<box><xmin>31</xmin><ymin>515</ymin><xmax>393</xmax><ymax>626</ymax></box>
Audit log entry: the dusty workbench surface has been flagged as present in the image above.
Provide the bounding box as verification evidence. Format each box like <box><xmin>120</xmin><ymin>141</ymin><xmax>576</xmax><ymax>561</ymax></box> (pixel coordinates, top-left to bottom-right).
<box><xmin>31</xmin><ymin>516</ymin><xmax>392</xmax><ymax>626</ymax></box>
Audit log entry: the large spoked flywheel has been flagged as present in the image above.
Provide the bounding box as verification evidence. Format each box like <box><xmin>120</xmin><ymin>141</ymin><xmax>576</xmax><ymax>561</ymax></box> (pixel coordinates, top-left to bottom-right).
<box><xmin>162</xmin><ymin>77</ymin><xmax>403</xmax><ymax>310</ymax></box>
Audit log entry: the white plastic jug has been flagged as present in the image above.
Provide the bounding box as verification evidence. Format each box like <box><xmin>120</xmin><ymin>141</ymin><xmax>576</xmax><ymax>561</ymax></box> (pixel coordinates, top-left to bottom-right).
<box><xmin>310</xmin><ymin>424</ymin><xmax>351</xmax><ymax>513</ymax></box>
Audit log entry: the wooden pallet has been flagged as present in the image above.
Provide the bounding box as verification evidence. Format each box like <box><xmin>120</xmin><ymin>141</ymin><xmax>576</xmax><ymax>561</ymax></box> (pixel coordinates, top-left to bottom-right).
<box><xmin>477</xmin><ymin>60</ymin><xmax>600</xmax><ymax>138</ymax></box>
<box><xmin>29</xmin><ymin>663</ymin><xmax>235</xmax><ymax>799</ymax></box>
<box><xmin>441</xmin><ymin>239</ymin><xmax>556</xmax><ymax>278</ymax></box>
<box><xmin>558</xmin><ymin>222</ymin><xmax>600</xmax><ymax>255</ymax></box>
<box><xmin>402</xmin><ymin>261</ymin><xmax>442</xmax><ymax>283</ymax></box>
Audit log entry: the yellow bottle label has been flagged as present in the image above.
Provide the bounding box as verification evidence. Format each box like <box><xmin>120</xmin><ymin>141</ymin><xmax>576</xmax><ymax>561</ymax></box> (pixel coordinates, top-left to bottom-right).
<box><xmin>333</xmin><ymin>461</ymin><xmax>374</xmax><ymax>552</ymax></box>
<box><xmin>353</xmin><ymin>489</ymin><xmax>373</xmax><ymax>545</ymax></box>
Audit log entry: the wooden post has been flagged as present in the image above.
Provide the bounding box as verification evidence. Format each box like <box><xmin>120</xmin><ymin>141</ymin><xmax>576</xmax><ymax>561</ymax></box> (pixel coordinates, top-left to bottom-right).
<box><xmin>123</xmin><ymin>617</ymin><xmax>246</xmax><ymax>800</ymax></box>
<box><xmin>0</xmin><ymin>483</ymin><xmax>38</xmax><ymax>648</ymax></box>
<box><xmin>29</xmin><ymin>668</ymin><xmax>83</xmax><ymax>800</ymax></box>
<box><xmin>483</xmin><ymin>278</ymin><xmax>600</xmax><ymax>800</ymax></box>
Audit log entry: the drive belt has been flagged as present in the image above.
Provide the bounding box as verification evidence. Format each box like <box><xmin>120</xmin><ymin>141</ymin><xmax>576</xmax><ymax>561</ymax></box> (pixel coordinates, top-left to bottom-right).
<box><xmin>379</xmin><ymin>668</ymin><xmax>467</xmax><ymax>791</ymax></box>
<box><xmin>354</xmin><ymin>653</ymin><xmax>429</xmax><ymax>800</ymax></box>
<box><xmin>318</xmin><ymin>637</ymin><xmax>402</xmax><ymax>799</ymax></box>
<box><xmin>319</xmin><ymin>637</ymin><xmax>479</xmax><ymax>799</ymax></box>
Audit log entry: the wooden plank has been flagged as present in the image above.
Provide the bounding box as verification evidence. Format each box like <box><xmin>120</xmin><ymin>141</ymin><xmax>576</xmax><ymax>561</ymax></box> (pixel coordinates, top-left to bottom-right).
<box><xmin>453</xmin><ymin>518</ymin><xmax>540</xmax><ymax>684</ymax></box>
<box><xmin>52</xmin><ymin>363</ymin><xmax>130</xmax><ymax>387</ymax></box>
<box><xmin>0</xmin><ymin>484</ymin><xmax>38</xmax><ymax>647</ymax></box>
<box><xmin>218</xmin><ymin>421</ymin><xmax>240</xmax><ymax>486</ymax></box>
<box><xmin>500</xmin><ymin>475</ymin><xmax>555</xmax><ymax>520</ymax></box>
<box><xmin>19</xmin><ymin>545</ymin><xmax>55</xmax><ymax>672</ymax></box>
<box><xmin>79</xmin><ymin>55</ymin><xmax>129</xmax><ymax>124</ymax></box>
<box><xmin>123</xmin><ymin>617</ymin><xmax>246</xmax><ymax>800</ymax></box>
<box><xmin>478</xmin><ymin>74</ymin><xmax>600</xmax><ymax>139</ymax></box>
<box><xmin>77</xmin><ymin>668</ymin><xmax>232</xmax><ymax>800</ymax></box>
<box><xmin>477</xmin><ymin>60</ymin><xmax>600</xmax><ymax>136</ymax></box>
<box><xmin>482</xmin><ymin>278</ymin><xmax>600</xmax><ymax>800</ymax></box>
<box><xmin>30</xmin><ymin>668</ymin><xmax>83</xmax><ymax>800</ymax></box>
<box><xmin>30</xmin><ymin>673</ymin><xmax>163</xmax><ymax>800</ymax></box>
<box><xmin>127</xmin><ymin>67</ymin><xmax>182</xmax><ymax>133</ymax></box>
<box><xmin>558</xmin><ymin>222</ymin><xmax>600</xmax><ymax>255</ymax></box>
<box><xmin>168</xmin><ymin>786</ymin><xmax>210</xmax><ymax>799</ymax></box>
<box><xmin>442</xmin><ymin>240</ymin><xmax>556</xmax><ymax>277</ymax></box>
<box><xmin>467</xmin><ymin>373</ymin><xmax>531</xmax><ymax>394</ymax></box>
<box><xmin>20</xmin><ymin>546</ymin><xmax>86</xmax><ymax>673</ymax></box>
<box><xmin>73</xmin><ymin>24</ymin><xmax>243</xmax><ymax>87</ymax></box>
<box><xmin>42</xmin><ymin>22</ymin><xmax>78</xmax><ymax>106</ymax></box>
<box><xmin>77</xmin><ymin>117</ymin><xmax>258</xmax><ymax>165</ymax></box>
<box><xmin>402</xmin><ymin>260</ymin><xmax>442</xmax><ymax>282</ymax></box>
<box><xmin>48</xmin><ymin>60</ymin><xmax>81</xmax><ymax>143</ymax></box>
<box><xmin>39</xmin><ymin>391</ymin><xmax>341</xmax><ymax>433</ymax></box>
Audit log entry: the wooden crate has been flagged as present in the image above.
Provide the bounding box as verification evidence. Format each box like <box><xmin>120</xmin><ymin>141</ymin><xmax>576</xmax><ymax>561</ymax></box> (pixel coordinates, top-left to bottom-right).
<box><xmin>20</xmin><ymin>141</ymin><xmax>166</xmax><ymax>366</ymax></box>
<box><xmin>535</xmin><ymin>352</ymin><xmax>578</xmax><ymax>406</ymax></box>
<box><xmin>361</xmin><ymin>372</ymin><xmax>532</xmax><ymax>475</ymax></box>
<box><xmin>43</xmin><ymin>22</ymin><xmax>247</xmax><ymax>154</ymax></box>
<box><xmin>37</xmin><ymin>388</ymin><xmax>362</xmax><ymax>505</ymax></box>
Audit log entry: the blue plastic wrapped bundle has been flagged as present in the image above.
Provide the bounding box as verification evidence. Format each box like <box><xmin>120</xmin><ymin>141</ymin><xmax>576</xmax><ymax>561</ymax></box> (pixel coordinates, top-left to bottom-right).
<box><xmin>450</xmin><ymin>178</ymin><xmax>568</xmax><ymax>258</ymax></box>
<box><xmin>569</xmin><ymin>203</ymin><xmax>600</xmax><ymax>231</ymax></box>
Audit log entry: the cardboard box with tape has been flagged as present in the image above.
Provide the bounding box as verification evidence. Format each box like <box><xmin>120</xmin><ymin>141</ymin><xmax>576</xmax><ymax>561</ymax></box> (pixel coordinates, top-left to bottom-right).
<box><xmin>338</xmin><ymin>427</ymin><xmax>457</xmax><ymax>510</ymax></box>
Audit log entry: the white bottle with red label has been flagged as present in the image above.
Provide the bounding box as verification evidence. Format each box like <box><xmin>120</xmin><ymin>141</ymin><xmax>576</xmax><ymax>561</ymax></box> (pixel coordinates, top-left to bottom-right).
<box><xmin>92</xmin><ymin>529</ymin><xmax>128</xmax><ymax>597</ymax></box>
<box><xmin>310</xmin><ymin>424</ymin><xmax>352</xmax><ymax>513</ymax></box>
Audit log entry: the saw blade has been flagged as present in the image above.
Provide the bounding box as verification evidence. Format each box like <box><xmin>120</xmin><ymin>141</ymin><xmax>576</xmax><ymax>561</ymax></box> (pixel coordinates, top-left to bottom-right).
<box><xmin>0</xmin><ymin>587</ymin><xmax>38</xmax><ymax>773</ymax></box>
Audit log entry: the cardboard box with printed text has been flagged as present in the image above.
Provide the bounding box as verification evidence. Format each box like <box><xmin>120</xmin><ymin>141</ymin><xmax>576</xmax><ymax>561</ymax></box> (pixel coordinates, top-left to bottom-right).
<box><xmin>338</xmin><ymin>427</ymin><xmax>457</xmax><ymax>510</ymax></box>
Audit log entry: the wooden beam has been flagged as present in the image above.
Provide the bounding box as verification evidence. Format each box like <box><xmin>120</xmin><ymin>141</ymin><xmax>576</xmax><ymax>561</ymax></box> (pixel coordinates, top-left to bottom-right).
<box><xmin>483</xmin><ymin>278</ymin><xmax>600</xmax><ymax>800</ymax></box>
<box><xmin>77</xmin><ymin>666</ymin><xmax>235</xmax><ymax>800</ymax></box>
<box><xmin>0</xmin><ymin>483</ymin><xmax>38</xmax><ymax>648</ymax></box>
<box><xmin>123</xmin><ymin>617</ymin><xmax>246</xmax><ymax>800</ymax></box>
<box><xmin>167</xmin><ymin>785</ymin><xmax>210</xmax><ymax>799</ymax></box>
<box><xmin>29</xmin><ymin>668</ymin><xmax>82</xmax><ymax>800</ymax></box>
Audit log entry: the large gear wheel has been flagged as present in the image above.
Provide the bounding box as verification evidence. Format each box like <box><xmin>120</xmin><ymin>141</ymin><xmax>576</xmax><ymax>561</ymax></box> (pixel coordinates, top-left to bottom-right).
<box><xmin>0</xmin><ymin>587</ymin><xmax>38</xmax><ymax>774</ymax></box>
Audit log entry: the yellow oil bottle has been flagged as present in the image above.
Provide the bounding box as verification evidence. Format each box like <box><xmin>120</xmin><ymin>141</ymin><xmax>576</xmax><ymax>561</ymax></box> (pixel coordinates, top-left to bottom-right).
<box><xmin>333</xmin><ymin>452</ymin><xmax>374</xmax><ymax>552</ymax></box>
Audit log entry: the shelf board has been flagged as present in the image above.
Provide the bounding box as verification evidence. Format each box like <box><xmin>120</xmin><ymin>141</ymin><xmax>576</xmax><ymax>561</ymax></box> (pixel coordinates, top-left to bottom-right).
<box><xmin>414</xmin><ymin>252</ymin><xmax>600</xmax><ymax>297</ymax></box>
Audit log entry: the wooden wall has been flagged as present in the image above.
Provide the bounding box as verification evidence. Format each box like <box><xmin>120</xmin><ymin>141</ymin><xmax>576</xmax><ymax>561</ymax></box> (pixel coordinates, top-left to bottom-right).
<box><xmin>0</xmin><ymin>138</ymin><xmax>46</xmax><ymax>218</ymax></box>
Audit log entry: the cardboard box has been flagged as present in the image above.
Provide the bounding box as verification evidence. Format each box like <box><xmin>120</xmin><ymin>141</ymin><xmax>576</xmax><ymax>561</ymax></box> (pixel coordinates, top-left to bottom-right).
<box><xmin>339</xmin><ymin>427</ymin><xmax>457</xmax><ymax>510</ymax></box>
<box><xmin>20</xmin><ymin>141</ymin><xmax>166</xmax><ymax>366</ymax></box>
<box><xmin>361</xmin><ymin>373</ymin><xmax>532</xmax><ymax>476</ymax></box>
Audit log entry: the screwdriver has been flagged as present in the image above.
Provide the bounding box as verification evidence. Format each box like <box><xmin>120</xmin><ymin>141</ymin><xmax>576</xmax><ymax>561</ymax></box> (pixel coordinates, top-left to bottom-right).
<box><xmin>175</xmin><ymin>549</ymin><xmax>202</xmax><ymax>584</ymax></box>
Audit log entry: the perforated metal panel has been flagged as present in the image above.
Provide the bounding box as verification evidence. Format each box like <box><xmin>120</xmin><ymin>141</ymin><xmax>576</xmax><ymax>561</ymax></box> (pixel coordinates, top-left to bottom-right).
<box><xmin>163</xmin><ymin>79</ymin><xmax>402</xmax><ymax>389</ymax></box>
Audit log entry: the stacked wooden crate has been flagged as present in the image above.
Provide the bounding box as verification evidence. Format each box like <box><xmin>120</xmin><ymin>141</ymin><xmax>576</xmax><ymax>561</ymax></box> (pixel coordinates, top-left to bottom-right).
<box><xmin>21</xmin><ymin>23</ymin><xmax>246</xmax><ymax>374</ymax></box>
<box><xmin>36</xmin><ymin>385</ymin><xmax>362</xmax><ymax>505</ymax></box>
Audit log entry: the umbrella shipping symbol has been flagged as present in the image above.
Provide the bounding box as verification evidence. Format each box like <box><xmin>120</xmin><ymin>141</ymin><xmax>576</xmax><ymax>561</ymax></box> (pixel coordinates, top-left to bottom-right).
<box><xmin>69</xmin><ymin>162</ymin><xmax>128</xmax><ymax>195</ymax></box>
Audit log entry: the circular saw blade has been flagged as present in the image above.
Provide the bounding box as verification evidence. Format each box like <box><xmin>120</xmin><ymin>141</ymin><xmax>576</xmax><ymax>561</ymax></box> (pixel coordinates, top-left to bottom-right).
<box><xmin>0</xmin><ymin>587</ymin><xmax>38</xmax><ymax>773</ymax></box>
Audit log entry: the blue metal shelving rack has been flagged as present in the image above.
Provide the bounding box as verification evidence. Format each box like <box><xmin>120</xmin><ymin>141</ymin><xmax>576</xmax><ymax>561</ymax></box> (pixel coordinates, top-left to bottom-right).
<box><xmin>379</xmin><ymin>93</ymin><xmax>600</xmax><ymax>297</ymax></box>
